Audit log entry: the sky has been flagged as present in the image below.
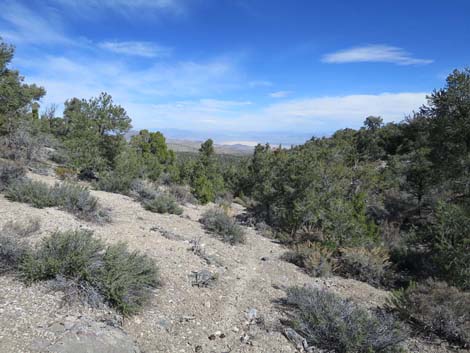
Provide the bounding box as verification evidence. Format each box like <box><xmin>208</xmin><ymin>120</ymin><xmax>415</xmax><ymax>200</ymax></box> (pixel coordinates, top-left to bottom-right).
<box><xmin>1</xmin><ymin>0</ymin><xmax>469</xmax><ymax>144</ymax></box>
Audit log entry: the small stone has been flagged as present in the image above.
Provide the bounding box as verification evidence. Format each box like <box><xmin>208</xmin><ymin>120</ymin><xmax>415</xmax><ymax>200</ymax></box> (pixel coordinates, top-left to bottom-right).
<box><xmin>232</xmin><ymin>327</ymin><xmax>239</xmax><ymax>333</ymax></box>
<box><xmin>181</xmin><ymin>315</ymin><xmax>196</xmax><ymax>322</ymax></box>
<box><xmin>208</xmin><ymin>334</ymin><xmax>216</xmax><ymax>340</ymax></box>
<box><xmin>204</xmin><ymin>301</ymin><xmax>211</xmax><ymax>308</ymax></box>
<box><xmin>246</xmin><ymin>308</ymin><xmax>257</xmax><ymax>321</ymax></box>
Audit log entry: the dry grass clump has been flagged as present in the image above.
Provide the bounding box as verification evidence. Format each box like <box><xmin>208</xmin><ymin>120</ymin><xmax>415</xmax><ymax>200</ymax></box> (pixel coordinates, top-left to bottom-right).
<box><xmin>335</xmin><ymin>246</ymin><xmax>394</xmax><ymax>287</ymax></box>
<box><xmin>282</xmin><ymin>242</ymin><xmax>335</xmax><ymax>277</ymax></box>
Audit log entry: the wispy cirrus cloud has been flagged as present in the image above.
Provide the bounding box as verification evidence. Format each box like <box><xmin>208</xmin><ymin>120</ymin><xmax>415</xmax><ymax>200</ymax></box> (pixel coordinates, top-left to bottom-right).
<box><xmin>99</xmin><ymin>41</ymin><xmax>172</xmax><ymax>58</ymax></box>
<box><xmin>0</xmin><ymin>1</ymin><xmax>71</xmax><ymax>44</ymax></box>
<box><xmin>269</xmin><ymin>91</ymin><xmax>291</xmax><ymax>98</ymax></box>
<box><xmin>51</xmin><ymin>0</ymin><xmax>188</xmax><ymax>16</ymax></box>
<box><xmin>322</xmin><ymin>44</ymin><xmax>433</xmax><ymax>65</ymax></box>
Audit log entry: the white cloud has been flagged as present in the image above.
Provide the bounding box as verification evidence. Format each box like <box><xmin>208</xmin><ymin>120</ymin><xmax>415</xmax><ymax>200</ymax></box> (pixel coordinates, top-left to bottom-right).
<box><xmin>22</xmin><ymin>50</ymin><xmax>427</xmax><ymax>133</ymax></box>
<box><xmin>0</xmin><ymin>1</ymin><xmax>71</xmax><ymax>44</ymax></box>
<box><xmin>19</xmin><ymin>52</ymin><xmax>245</xmax><ymax>122</ymax></box>
<box><xmin>99</xmin><ymin>41</ymin><xmax>172</xmax><ymax>58</ymax></box>
<box><xmin>118</xmin><ymin>92</ymin><xmax>428</xmax><ymax>133</ymax></box>
<box><xmin>257</xmin><ymin>92</ymin><xmax>427</xmax><ymax>130</ymax></box>
<box><xmin>322</xmin><ymin>44</ymin><xmax>433</xmax><ymax>65</ymax></box>
<box><xmin>269</xmin><ymin>91</ymin><xmax>291</xmax><ymax>98</ymax></box>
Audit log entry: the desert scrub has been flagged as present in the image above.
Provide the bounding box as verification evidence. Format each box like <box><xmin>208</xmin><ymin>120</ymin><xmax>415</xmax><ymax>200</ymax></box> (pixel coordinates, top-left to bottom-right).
<box><xmin>335</xmin><ymin>246</ymin><xmax>394</xmax><ymax>288</ymax></box>
<box><xmin>95</xmin><ymin>171</ymin><xmax>134</xmax><ymax>194</ymax></box>
<box><xmin>284</xmin><ymin>286</ymin><xmax>407</xmax><ymax>353</ymax></box>
<box><xmin>51</xmin><ymin>183</ymin><xmax>110</xmax><ymax>222</ymax></box>
<box><xmin>0</xmin><ymin>160</ymin><xmax>26</xmax><ymax>190</ymax></box>
<box><xmin>0</xmin><ymin>218</ymin><xmax>40</xmax><ymax>273</ymax></box>
<box><xmin>200</xmin><ymin>208</ymin><xmax>245</xmax><ymax>245</ymax></box>
<box><xmin>142</xmin><ymin>193</ymin><xmax>183</xmax><ymax>215</ymax></box>
<box><xmin>389</xmin><ymin>279</ymin><xmax>470</xmax><ymax>348</ymax></box>
<box><xmin>4</xmin><ymin>178</ymin><xmax>110</xmax><ymax>222</ymax></box>
<box><xmin>281</xmin><ymin>242</ymin><xmax>335</xmax><ymax>277</ymax></box>
<box><xmin>0</xmin><ymin>234</ymin><xmax>29</xmax><ymax>273</ymax></box>
<box><xmin>168</xmin><ymin>184</ymin><xmax>197</xmax><ymax>204</ymax></box>
<box><xmin>129</xmin><ymin>179</ymin><xmax>158</xmax><ymax>200</ymax></box>
<box><xmin>96</xmin><ymin>243</ymin><xmax>159</xmax><ymax>315</ymax></box>
<box><xmin>20</xmin><ymin>230</ymin><xmax>159</xmax><ymax>315</ymax></box>
<box><xmin>20</xmin><ymin>230</ymin><xmax>103</xmax><ymax>283</ymax></box>
<box><xmin>5</xmin><ymin>179</ymin><xmax>56</xmax><ymax>208</ymax></box>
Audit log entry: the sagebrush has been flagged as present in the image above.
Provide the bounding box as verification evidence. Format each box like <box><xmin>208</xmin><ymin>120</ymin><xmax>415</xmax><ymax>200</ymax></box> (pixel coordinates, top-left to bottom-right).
<box><xmin>284</xmin><ymin>286</ymin><xmax>407</xmax><ymax>353</ymax></box>
<box><xmin>0</xmin><ymin>161</ymin><xmax>26</xmax><ymax>191</ymax></box>
<box><xmin>142</xmin><ymin>193</ymin><xmax>183</xmax><ymax>215</ymax></box>
<box><xmin>4</xmin><ymin>179</ymin><xmax>109</xmax><ymax>222</ymax></box>
<box><xmin>389</xmin><ymin>279</ymin><xmax>470</xmax><ymax>348</ymax></box>
<box><xmin>200</xmin><ymin>208</ymin><xmax>245</xmax><ymax>244</ymax></box>
<box><xmin>20</xmin><ymin>230</ymin><xmax>159</xmax><ymax>315</ymax></box>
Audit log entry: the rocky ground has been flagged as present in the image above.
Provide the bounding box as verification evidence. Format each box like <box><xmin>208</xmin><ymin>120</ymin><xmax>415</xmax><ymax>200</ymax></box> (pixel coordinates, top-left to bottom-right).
<box><xmin>0</xmin><ymin>172</ymin><xmax>466</xmax><ymax>353</ymax></box>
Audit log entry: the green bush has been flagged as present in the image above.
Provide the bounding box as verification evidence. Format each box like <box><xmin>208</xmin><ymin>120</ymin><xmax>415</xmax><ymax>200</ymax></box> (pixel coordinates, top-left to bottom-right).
<box><xmin>20</xmin><ymin>230</ymin><xmax>159</xmax><ymax>315</ymax></box>
<box><xmin>4</xmin><ymin>179</ymin><xmax>109</xmax><ymax>222</ymax></box>
<box><xmin>192</xmin><ymin>175</ymin><xmax>216</xmax><ymax>204</ymax></box>
<box><xmin>94</xmin><ymin>171</ymin><xmax>134</xmax><ymax>194</ymax></box>
<box><xmin>200</xmin><ymin>208</ymin><xmax>245</xmax><ymax>244</ymax></box>
<box><xmin>0</xmin><ymin>234</ymin><xmax>28</xmax><ymax>273</ymax></box>
<box><xmin>96</xmin><ymin>242</ymin><xmax>159</xmax><ymax>315</ymax></box>
<box><xmin>5</xmin><ymin>179</ymin><xmax>56</xmax><ymax>208</ymax></box>
<box><xmin>20</xmin><ymin>230</ymin><xmax>104</xmax><ymax>283</ymax></box>
<box><xmin>389</xmin><ymin>279</ymin><xmax>470</xmax><ymax>348</ymax></box>
<box><xmin>335</xmin><ymin>247</ymin><xmax>394</xmax><ymax>287</ymax></box>
<box><xmin>285</xmin><ymin>286</ymin><xmax>407</xmax><ymax>353</ymax></box>
<box><xmin>0</xmin><ymin>218</ymin><xmax>40</xmax><ymax>272</ymax></box>
<box><xmin>429</xmin><ymin>203</ymin><xmax>470</xmax><ymax>289</ymax></box>
<box><xmin>142</xmin><ymin>193</ymin><xmax>183</xmax><ymax>215</ymax></box>
<box><xmin>0</xmin><ymin>161</ymin><xmax>26</xmax><ymax>191</ymax></box>
<box><xmin>51</xmin><ymin>183</ymin><xmax>110</xmax><ymax>222</ymax></box>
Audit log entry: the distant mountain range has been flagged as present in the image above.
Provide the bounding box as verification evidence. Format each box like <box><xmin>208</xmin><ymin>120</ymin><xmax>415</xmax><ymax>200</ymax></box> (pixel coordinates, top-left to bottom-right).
<box><xmin>166</xmin><ymin>139</ymin><xmax>254</xmax><ymax>155</ymax></box>
<box><xmin>125</xmin><ymin>128</ymin><xmax>317</xmax><ymax>155</ymax></box>
<box><xmin>125</xmin><ymin>131</ymin><xmax>257</xmax><ymax>155</ymax></box>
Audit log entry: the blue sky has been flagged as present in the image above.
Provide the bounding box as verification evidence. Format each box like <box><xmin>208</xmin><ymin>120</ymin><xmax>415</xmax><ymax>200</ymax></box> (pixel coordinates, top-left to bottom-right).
<box><xmin>1</xmin><ymin>0</ymin><xmax>469</xmax><ymax>144</ymax></box>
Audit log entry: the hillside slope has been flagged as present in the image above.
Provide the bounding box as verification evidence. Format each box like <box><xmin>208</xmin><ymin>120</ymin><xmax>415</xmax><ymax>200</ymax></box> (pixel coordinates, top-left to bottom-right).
<box><xmin>0</xmin><ymin>173</ymin><xmax>464</xmax><ymax>353</ymax></box>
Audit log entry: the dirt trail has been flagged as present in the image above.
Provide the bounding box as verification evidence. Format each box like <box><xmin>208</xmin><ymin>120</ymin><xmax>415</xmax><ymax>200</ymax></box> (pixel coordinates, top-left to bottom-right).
<box><xmin>0</xmin><ymin>173</ymin><xmax>457</xmax><ymax>353</ymax></box>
